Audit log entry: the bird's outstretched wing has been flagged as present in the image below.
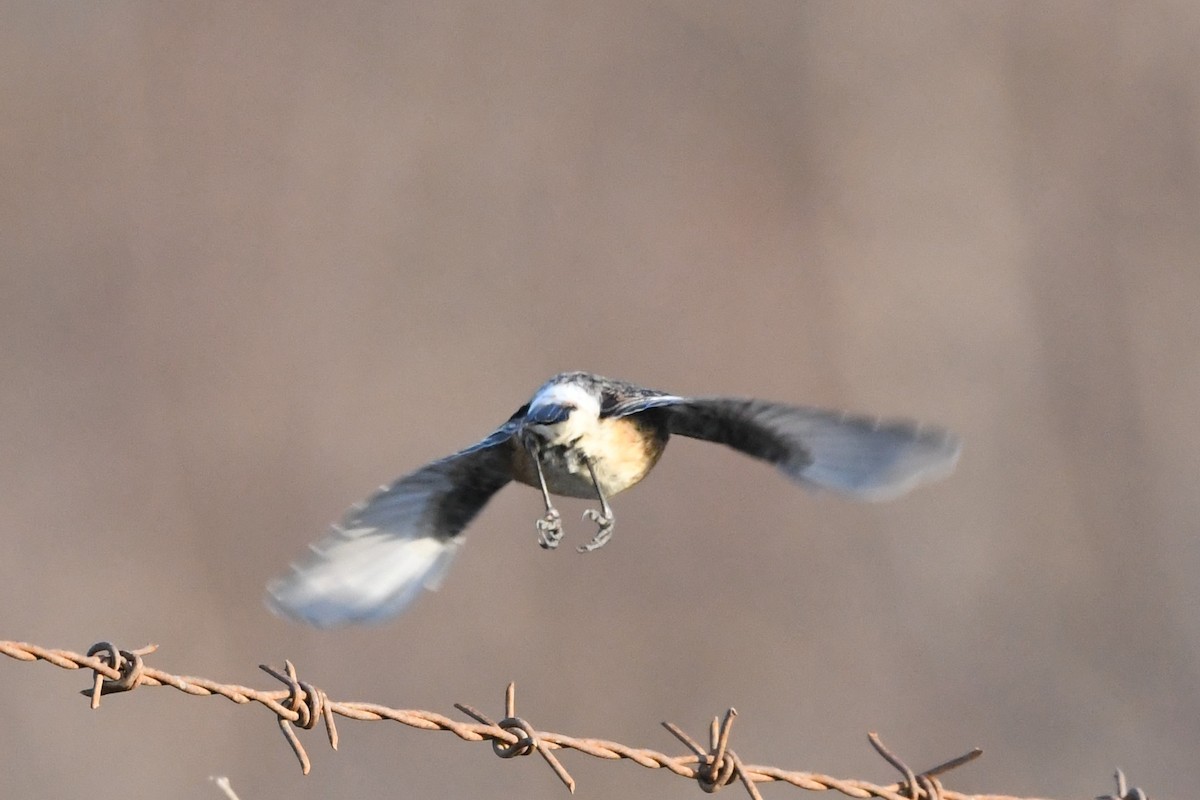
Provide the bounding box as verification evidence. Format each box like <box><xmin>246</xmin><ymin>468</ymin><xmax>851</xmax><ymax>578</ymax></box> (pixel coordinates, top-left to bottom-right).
<box><xmin>628</xmin><ymin>396</ymin><xmax>960</xmax><ymax>501</ymax></box>
<box><xmin>597</xmin><ymin>379</ymin><xmax>685</xmax><ymax>418</ymax></box>
<box><xmin>265</xmin><ymin>420</ymin><xmax>520</xmax><ymax>627</ymax></box>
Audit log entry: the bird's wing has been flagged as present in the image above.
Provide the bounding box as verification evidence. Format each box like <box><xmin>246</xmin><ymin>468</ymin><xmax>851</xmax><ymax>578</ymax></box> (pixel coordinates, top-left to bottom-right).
<box><xmin>650</xmin><ymin>397</ymin><xmax>960</xmax><ymax>501</ymax></box>
<box><xmin>265</xmin><ymin>419</ymin><xmax>519</xmax><ymax>627</ymax></box>
<box><xmin>598</xmin><ymin>380</ymin><xmax>686</xmax><ymax>418</ymax></box>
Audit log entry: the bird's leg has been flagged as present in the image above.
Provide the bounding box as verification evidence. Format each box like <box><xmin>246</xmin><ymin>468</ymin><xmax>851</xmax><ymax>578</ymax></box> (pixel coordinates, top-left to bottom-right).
<box><xmin>527</xmin><ymin>442</ymin><xmax>564</xmax><ymax>550</ymax></box>
<box><xmin>578</xmin><ymin>458</ymin><xmax>615</xmax><ymax>553</ymax></box>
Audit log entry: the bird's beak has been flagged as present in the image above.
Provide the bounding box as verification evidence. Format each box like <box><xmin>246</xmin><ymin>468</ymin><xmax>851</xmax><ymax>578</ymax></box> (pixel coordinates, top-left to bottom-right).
<box><xmin>526</xmin><ymin>403</ymin><xmax>574</xmax><ymax>425</ymax></box>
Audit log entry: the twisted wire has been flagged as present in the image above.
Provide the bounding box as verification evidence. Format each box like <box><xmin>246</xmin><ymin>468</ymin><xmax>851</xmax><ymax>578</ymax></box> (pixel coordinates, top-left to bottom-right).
<box><xmin>0</xmin><ymin>639</ymin><xmax>1131</xmax><ymax>800</ymax></box>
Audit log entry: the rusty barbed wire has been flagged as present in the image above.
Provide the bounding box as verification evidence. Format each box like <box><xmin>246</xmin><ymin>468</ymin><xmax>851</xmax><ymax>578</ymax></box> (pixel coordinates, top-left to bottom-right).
<box><xmin>0</xmin><ymin>639</ymin><xmax>1137</xmax><ymax>800</ymax></box>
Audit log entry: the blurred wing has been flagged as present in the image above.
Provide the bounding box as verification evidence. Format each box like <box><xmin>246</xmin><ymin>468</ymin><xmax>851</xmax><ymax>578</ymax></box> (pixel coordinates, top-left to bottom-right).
<box><xmin>661</xmin><ymin>398</ymin><xmax>960</xmax><ymax>501</ymax></box>
<box><xmin>265</xmin><ymin>422</ymin><xmax>517</xmax><ymax>627</ymax></box>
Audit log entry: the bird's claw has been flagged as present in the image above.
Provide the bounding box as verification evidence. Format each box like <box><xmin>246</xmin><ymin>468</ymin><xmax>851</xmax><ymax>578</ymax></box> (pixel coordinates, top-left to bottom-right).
<box><xmin>537</xmin><ymin>507</ymin><xmax>564</xmax><ymax>550</ymax></box>
<box><xmin>577</xmin><ymin>508</ymin><xmax>614</xmax><ymax>553</ymax></box>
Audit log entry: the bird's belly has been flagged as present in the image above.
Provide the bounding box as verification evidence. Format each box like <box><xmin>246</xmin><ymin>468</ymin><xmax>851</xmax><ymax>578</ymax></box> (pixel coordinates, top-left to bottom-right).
<box><xmin>513</xmin><ymin>445</ymin><xmax>639</xmax><ymax>498</ymax></box>
<box><xmin>511</xmin><ymin>418</ymin><xmax>667</xmax><ymax>499</ymax></box>
<box><xmin>542</xmin><ymin>463</ymin><xmax>610</xmax><ymax>498</ymax></box>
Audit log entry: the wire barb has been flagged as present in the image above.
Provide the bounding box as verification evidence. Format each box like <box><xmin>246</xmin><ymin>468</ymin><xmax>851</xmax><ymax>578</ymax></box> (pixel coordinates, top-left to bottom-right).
<box><xmin>1096</xmin><ymin>769</ymin><xmax>1149</xmax><ymax>800</ymax></box>
<box><xmin>82</xmin><ymin>641</ymin><xmax>157</xmax><ymax>709</ymax></box>
<box><xmin>0</xmin><ymin>638</ymin><xmax>1112</xmax><ymax>800</ymax></box>
<box><xmin>259</xmin><ymin>659</ymin><xmax>339</xmax><ymax>774</ymax></box>
<box><xmin>868</xmin><ymin>732</ymin><xmax>982</xmax><ymax>800</ymax></box>
<box><xmin>455</xmin><ymin>682</ymin><xmax>576</xmax><ymax>793</ymax></box>
<box><xmin>663</xmin><ymin>708</ymin><xmax>763</xmax><ymax>800</ymax></box>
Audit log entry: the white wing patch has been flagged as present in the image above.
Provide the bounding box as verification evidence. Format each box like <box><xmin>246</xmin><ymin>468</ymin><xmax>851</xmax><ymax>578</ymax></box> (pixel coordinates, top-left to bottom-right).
<box><xmin>266</xmin><ymin>422</ymin><xmax>517</xmax><ymax>627</ymax></box>
<box><xmin>793</xmin><ymin>416</ymin><xmax>961</xmax><ymax>501</ymax></box>
<box><xmin>266</xmin><ymin>530</ymin><xmax>460</xmax><ymax>627</ymax></box>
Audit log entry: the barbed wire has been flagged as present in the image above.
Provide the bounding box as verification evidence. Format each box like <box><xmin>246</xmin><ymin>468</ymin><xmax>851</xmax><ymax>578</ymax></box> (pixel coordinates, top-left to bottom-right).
<box><xmin>0</xmin><ymin>639</ymin><xmax>1146</xmax><ymax>800</ymax></box>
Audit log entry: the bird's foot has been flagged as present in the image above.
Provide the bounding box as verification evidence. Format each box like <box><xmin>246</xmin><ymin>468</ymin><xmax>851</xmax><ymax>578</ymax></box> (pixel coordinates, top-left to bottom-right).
<box><xmin>577</xmin><ymin>508</ymin><xmax>614</xmax><ymax>553</ymax></box>
<box><xmin>537</xmin><ymin>507</ymin><xmax>564</xmax><ymax>550</ymax></box>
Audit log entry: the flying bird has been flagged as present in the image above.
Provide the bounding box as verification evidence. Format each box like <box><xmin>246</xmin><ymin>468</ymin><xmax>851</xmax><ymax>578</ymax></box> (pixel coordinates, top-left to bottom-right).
<box><xmin>267</xmin><ymin>371</ymin><xmax>960</xmax><ymax>627</ymax></box>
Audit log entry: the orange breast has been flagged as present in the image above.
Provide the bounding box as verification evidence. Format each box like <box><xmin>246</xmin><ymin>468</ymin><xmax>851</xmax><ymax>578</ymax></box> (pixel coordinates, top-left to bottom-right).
<box><xmin>589</xmin><ymin>415</ymin><xmax>667</xmax><ymax>493</ymax></box>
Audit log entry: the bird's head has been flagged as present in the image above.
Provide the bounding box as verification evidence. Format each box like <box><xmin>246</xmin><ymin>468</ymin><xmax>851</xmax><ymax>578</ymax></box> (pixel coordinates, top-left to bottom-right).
<box><xmin>524</xmin><ymin>375</ymin><xmax>602</xmax><ymax>445</ymax></box>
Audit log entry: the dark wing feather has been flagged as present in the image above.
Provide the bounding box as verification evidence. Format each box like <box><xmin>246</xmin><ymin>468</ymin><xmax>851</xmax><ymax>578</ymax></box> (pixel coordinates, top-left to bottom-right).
<box><xmin>659</xmin><ymin>398</ymin><xmax>960</xmax><ymax>501</ymax></box>
<box><xmin>265</xmin><ymin>419</ymin><xmax>519</xmax><ymax>627</ymax></box>
<box><xmin>343</xmin><ymin>419</ymin><xmax>519</xmax><ymax>538</ymax></box>
<box><xmin>598</xmin><ymin>380</ymin><xmax>686</xmax><ymax>418</ymax></box>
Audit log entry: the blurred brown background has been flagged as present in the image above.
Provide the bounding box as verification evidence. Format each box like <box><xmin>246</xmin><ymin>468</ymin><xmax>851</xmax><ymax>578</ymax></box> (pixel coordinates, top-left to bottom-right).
<box><xmin>2</xmin><ymin>3</ymin><xmax>1198</xmax><ymax>799</ymax></box>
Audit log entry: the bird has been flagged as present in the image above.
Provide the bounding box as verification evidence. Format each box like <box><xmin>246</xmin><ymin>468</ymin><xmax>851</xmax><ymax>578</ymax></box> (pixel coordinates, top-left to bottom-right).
<box><xmin>266</xmin><ymin>371</ymin><xmax>960</xmax><ymax>627</ymax></box>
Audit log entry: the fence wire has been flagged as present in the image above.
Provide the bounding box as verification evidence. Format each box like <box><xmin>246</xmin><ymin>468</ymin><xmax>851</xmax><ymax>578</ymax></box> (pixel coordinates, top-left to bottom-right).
<box><xmin>0</xmin><ymin>639</ymin><xmax>1147</xmax><ymax>800</ymax></box>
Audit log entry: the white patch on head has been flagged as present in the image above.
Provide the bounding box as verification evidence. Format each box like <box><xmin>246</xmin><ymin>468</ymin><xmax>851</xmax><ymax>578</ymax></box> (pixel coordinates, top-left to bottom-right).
<box><xmin>531</xmin><ymin>381</ymin><xmax>599</xmax><ymax>414</ymax></box>
<box><xmin>527</xmin><ymin>380</ymin><xmax>601</xmax><ymax>445</ymax></box>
